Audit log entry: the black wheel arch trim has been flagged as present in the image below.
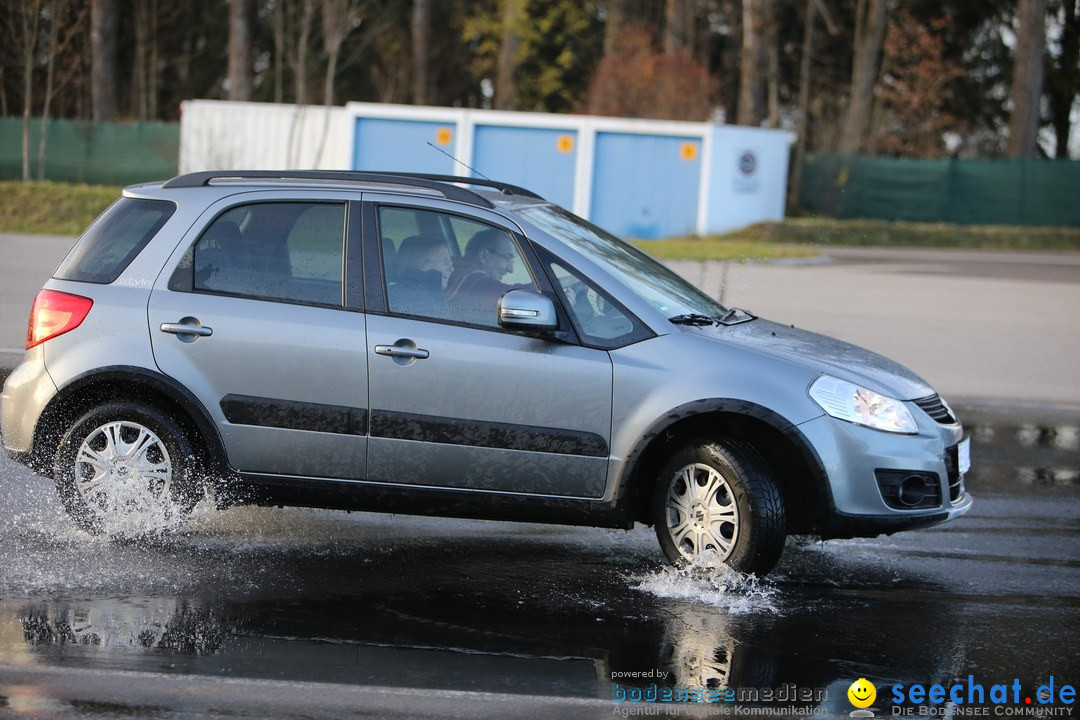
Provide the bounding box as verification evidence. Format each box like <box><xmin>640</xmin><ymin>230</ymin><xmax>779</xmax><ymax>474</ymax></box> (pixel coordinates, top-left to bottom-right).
<box><xmin>43</xmin><ymin>365</ymin><xmax>231</xmax><ymax>477</ymax></box>
<box><xmin>613</xmin><ymin>398</ymin><xmax>833</xmax><ymax>525</ymax></box>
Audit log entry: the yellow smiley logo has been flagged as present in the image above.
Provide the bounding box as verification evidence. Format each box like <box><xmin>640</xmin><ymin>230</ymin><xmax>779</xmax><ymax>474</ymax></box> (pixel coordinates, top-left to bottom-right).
<box><xmin>848</xmin><ymin>678</ymin><xmax>877</xmax><ymax>708</ymax></box>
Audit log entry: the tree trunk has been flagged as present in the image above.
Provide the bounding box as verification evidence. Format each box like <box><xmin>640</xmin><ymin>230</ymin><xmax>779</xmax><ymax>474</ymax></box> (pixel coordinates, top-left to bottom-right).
<box><xmin>228</xmin><ymin>0</ymin><xmax>253</xmax><ymax>101</ymax></box>
<box><xmin>38</xmin><ymin>0</ymin><xmax>63</xmax><ymax>180</ymax></box>
<box><xmin>766</xmin><ymin>2</ymin><xmax>779</xmax><ymax>128</ymax></box>
<box><xmin>790</xmin><ymin>0</ymin><xmax>817</xmax><ymax>208</ymax></box>
<box><xmin>1047</xmin><ymin>0</ymin><xmax>1077</xmax><ymax>158</ymax></box>
<box><xmin>21</xmin><ymin>0</ymin><xmax>41</xmax><ymax>181</ymax></box>
<box><xmin>737</xmin><ymin>0</ymin><xmax>771</xmax><ymax>126</ymax></box>
<box><xmin>294</xmin><ymin>0</ymin><xmax>316</xmax><ymax>105</ymax></box>
<box><xmin>838</xmin><ymin>0</ymin><xmax>888</xmax><ymax>154</ymax></box>
<box><xmin>132</xmin><ymin>0</ymin><xmax>148</xmax><ymax>120</ymax></box>
<box><xmin>411</xmin><ymin>0</ymin><xmax>431</xmax><ymax>105</ymax></box>
<box><xmin>273</xmin><ymin>0</ymin><xmax>284</xmax><ymax>103</ymax></box>
<box><xmin>91</xmin><ymin>0</ymin><xmax>118</xmax><ymax>121</ymax></box>
<box><xmin>148</xmin><ymin>0</ymin><xmax>158</xmax><ymax>120</ymax></box>
<box><xmin>664</xmin><ymin>0</ymin><xmax>688</xmax><ymax>55</ymax></box>
<box><xmin>1007</xmin><ymin>0</ymin><xmax>1049</xmax><ymax>157</ymax></box>
<box><xmin>495</xmin><ymin>0</ymin><xmax>525</xmax><ymax>110</ymax></box>
<box><xmin>604</xmin><ymin>0</ymin><xmax>626</xmax><ymax>57</ymax></box>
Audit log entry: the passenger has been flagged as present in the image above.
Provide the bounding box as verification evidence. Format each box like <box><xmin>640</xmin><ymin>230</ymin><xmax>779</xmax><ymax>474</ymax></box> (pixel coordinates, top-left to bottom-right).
<box><xmin>445</xmin><ymin>229</ymin><xmax>527</xmax><ymax>324</ymax></box>
<box><xmin>389</xmin><ymin>235</ymin><xmax>452</xmax><ymax>318</ymax></box>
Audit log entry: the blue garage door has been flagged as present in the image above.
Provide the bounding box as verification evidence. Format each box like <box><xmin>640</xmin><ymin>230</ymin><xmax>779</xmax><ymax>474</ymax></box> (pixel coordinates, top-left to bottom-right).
<box><xmin>590</xmin><ymin>132</ymin><xmax>702</xmax><ymax>239</ymax></box>
<box><xmin>472</xmin><ymin>125</ymin><xmax>577</xmax><ymax>208</ymax></box>
<box><xmin>353</xmin><ymin>118</ymin><xmax>456</xmax><ymax>174</ymax></box>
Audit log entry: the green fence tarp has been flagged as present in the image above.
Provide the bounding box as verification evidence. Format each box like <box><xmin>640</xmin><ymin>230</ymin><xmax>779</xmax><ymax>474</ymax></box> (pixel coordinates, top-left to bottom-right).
<box><xmin>1</xmin><ymin>117</ymin><xmax>178</xmax><ymax>185</ymax></box>
<box><xmin>800</xmin><ymin>154</ymin><xmax>1080</xmax><ymax>228</ymax></box>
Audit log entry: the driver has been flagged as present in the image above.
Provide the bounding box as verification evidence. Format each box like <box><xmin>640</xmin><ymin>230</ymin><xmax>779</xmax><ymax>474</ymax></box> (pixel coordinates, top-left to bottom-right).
<box><xmin>445</xmin><ymin>229</ymin><xmax>527</xmax><ymax>324</ymax></box>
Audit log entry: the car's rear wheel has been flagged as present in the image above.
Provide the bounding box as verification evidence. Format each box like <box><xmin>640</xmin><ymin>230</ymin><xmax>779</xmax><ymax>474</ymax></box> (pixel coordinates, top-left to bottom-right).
<box><xmin>652</xmin><ymin>438</ymin><xmax>786</xmax><ymax>575</ymax></box>
<box><xmin>53</xmin><ymin>401</ymin><xmax>203</xmax><ymax>537</ymax></box>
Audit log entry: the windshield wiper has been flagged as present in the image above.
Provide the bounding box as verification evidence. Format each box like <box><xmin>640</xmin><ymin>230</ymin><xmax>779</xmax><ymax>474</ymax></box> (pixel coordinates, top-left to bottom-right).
<box><xmin>668</xmin><ymin>313</ymin><xmax>718</xmax><ymax>326</ymax></box>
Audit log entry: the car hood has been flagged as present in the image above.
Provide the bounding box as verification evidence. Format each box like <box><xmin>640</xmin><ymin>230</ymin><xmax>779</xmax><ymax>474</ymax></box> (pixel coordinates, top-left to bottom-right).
<box><xmin>692</xmin><ymin>318</ymin><xmax>935</xmax><ymax>400</ymax></box>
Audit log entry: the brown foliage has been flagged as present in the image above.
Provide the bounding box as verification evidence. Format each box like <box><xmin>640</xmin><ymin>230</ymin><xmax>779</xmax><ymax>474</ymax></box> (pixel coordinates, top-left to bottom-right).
<box><xmin>873</xmin><ymin>11</ymin><xmax>966</xmax><ymax>157</ymax></box>
<box><xmin>585</xmin><ymin>26</ymin><xmax>714</xmax><ymax>121</ymax></box>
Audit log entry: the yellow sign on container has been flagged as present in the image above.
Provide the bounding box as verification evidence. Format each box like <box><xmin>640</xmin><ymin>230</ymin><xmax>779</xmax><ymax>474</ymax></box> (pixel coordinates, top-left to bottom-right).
<box><xmin>435</xmin><ymin>127</ymin><xmax>453</xmax><ymax>146</ymax></box>
<box><xmin>556</xmin><ymin>135</ymin><xmax>575</xmax><ymax>153</ymax></box>
<box><xmin>680</xmin><ymin>142</ymin><xmax>699</xmax><ymax>161</ymax></box>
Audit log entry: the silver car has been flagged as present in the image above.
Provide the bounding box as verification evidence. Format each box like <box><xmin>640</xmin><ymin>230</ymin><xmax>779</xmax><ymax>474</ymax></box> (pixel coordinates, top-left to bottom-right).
<box><xmin>1</xmin><ymin>171</ymin><xmax>972</xmax><ymax>575</ymax></box>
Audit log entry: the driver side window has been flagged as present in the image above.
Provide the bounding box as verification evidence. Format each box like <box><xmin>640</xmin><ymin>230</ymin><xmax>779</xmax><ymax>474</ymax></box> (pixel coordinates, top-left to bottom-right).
<box><xmin>378</xmin><ymin>206</ymin><xmax>537</xmax><ymax>328</ymax></box>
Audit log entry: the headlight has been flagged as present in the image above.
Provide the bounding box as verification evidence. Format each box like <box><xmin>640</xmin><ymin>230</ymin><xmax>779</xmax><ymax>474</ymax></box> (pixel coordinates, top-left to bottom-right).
<box><xmin>809</xmin><ymin>375</ymin><xmax>917</xmax><ymax>434</ymax></box>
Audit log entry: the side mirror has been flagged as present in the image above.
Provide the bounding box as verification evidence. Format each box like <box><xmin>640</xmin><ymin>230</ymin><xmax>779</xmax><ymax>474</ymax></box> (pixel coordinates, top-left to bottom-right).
<box><xmin>497</xmin><ymin>289</ymin><xmax>558</xmax><ymax>333</ymax></box>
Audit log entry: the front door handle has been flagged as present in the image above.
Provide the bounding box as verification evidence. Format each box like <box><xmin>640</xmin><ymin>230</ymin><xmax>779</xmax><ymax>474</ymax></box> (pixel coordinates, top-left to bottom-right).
<box><xmin>374</xmin><ymin>338</ymin><xmax>429</xmax><ymax>366</ymax></box>
<box><xmin>374</xmin><ymin>344</ymin><xmax>429</xmax><ymax>360</ymax></box>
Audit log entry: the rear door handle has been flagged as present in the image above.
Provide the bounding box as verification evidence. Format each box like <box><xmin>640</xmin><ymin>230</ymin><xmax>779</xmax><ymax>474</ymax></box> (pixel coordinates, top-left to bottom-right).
<box><xmin>160</xmin><ymin>318</ymin><xmax>213</xmax><ymax>338</ymax></box>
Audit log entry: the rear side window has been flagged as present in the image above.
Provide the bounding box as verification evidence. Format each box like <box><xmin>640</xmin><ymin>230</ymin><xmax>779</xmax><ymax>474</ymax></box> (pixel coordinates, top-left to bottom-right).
<box><xmin>192</xmin><ymin>202</ymin><xmax>345</xmax><ymax>307</ymax></box>
<box><xmin>54</xmin><ymin>198</ymin><xmax>174</xmax><ymax>284</ymax></box>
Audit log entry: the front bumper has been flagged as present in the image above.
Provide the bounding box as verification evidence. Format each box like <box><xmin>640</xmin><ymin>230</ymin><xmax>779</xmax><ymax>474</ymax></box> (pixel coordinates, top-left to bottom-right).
<box><xmin>796</xmin><ymin>411</ymin><xmax>973</xmax><ymax>538</ymax></box>
<box><xmin>820</xmin><ymin>491</ymin><xmax>974</xmax><ymax>539</ymax></box>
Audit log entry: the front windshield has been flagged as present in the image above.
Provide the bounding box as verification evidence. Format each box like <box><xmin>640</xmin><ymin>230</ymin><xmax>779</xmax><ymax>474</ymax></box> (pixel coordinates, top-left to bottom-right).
<box><xmin>518</xmin><ymin>205</ymin><xmax>727</xmax><ymax>319</ymax></box>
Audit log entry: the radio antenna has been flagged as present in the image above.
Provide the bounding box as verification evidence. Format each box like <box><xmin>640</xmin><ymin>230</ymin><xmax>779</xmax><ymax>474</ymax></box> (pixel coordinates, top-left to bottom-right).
<box><xmin>426</xmin><ymin>142</ymin><xmax>493</xmax><ymax>182</ymax></box>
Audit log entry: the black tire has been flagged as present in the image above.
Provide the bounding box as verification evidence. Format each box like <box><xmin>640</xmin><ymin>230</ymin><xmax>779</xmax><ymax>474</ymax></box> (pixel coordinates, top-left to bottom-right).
<box><xmin>53</xmin><ymin>401</ymin><xmax>202</xmax><ymax>536</ymax></box>
<box><xmin>652</xmin><ymin>438</ymin><xmax>786</xmax><ymax>575</ymax></box>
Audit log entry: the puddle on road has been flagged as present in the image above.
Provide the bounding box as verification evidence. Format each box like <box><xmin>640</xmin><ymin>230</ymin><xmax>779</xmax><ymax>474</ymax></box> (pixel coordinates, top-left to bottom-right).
<box><xmin>964</xmin><ymin>416</ymin><xmax>1080</xmax><ymax>492</ymax></box>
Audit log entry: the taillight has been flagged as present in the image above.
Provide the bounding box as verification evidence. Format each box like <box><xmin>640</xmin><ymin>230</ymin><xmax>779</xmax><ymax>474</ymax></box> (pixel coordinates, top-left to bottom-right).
<box><xmin>26</xmin><ymin>290</ymin><xmax>94</xmax><ymax>349</ymax></box>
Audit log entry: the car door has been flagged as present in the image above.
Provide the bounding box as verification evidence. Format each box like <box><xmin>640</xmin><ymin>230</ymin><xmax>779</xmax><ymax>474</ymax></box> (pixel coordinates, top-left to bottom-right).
<box><xmin>362</xmin><ymin>195</ymin><xmax>613</xmax><ymax>498</ymax></box>
<box><xmin>148</xmin><ymin>192</ymin><xmax>368</xmax><ymax>479</ymax></box>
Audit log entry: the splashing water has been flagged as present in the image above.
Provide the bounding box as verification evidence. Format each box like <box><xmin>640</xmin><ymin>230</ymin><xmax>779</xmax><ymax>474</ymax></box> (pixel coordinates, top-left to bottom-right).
<box><xmin>92</xmin><ymin>481</ymin><xmax>215</xmax><ymax>541</ymax></box>
<box><xmin>633</xmin><ymin>553</ymin><xmax>780</xmax><ymax>615</ymax></box>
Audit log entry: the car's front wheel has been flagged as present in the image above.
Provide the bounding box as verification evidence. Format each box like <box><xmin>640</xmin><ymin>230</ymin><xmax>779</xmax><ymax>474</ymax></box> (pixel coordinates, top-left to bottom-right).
<box><xmin>652</xmin><ymin>438</ymin><xmax>786</xmax><ymax>575</ymax></box>
<box><xmin>53</xmin><ymin>401</ymin><xmax>203</xmax><ymax>537</ymax></box>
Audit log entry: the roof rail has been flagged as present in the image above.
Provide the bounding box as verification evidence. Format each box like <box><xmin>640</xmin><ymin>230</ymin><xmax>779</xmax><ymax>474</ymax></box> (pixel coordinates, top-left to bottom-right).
<box><xmin>161</xmin><ymin>170</ymin><xmax>544</xmax><ymax>206</ymax></box>
<box><xmin>384</xmin><ymin>173</ymin><xmax>545</xmax><ymax>200</ymax></box>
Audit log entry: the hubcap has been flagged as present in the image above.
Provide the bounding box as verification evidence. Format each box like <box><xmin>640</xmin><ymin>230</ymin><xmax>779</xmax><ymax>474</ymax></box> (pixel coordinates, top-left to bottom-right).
<box><xmin>73</xmin><ymin>421</ymin><xmax>173</xmax><ymax>518</ymax></box>
<box><xmin>665</xmin><ymin>463</ymin><xmax>739</xmax><ymax>561</ymax></box>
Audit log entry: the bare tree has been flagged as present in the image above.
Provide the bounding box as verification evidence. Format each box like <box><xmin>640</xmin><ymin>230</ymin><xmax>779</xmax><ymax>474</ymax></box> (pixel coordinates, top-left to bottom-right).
<box><xmin>273</xmin><ymin>0</ymin><xmax>285</xmax><ymax>103</ymax></box>
<box><xmin>664</xmin><ymin>0</ymin><xmax>689</xmax><ymax>55</ymax></box>
<box><xmin>737</xmin><ymin>0</ymin><xmax>772</xmax><ymax>126</ymax></box>
<box><xmin>791</xmin><ymin>0</ymin><xmax>818</xmax><ymax>205</ymax></box>
<box><xmin>323</xmin><ymin>0</ymin><xmax>364</xmax><ymax>106</ymax></box>
<box><xmin>837</xmin><ymin>0</ymin><xmax>888</xmax><ymax>154</ymax></box>
<box><xmin>228</xmin><ymin>0</ymin><xmax>253</xmax><ymax>101</ymax></box>
<box><xmin>1007</xmin><ymin>0</ymin><xmax>1049</xmax><ymax>157</ymax></box>
<box><xmin>604</xmin><ymin>0</ymin><xmax>626</xmax><ymax>57</ymax></box>
<box><xmin>131</xmin><ymin>0</ymin><xmax>150</xmax><ymax>119</ymax></box>
<box><xmin>17</xmin><ymin>0</ymin><xmax>42</xmax><ymax>181</ymax></box>
<box><xmin>1047</xmin><ymin>0</ymin><xmax>1079</xmax><ymax>157</ymax></box>
<box><xmin>38</xmin><ymin>0</ymin><xmax>71</xmax><ymax>179</ymax></box>
<box><xmin>790</xmin><ymin>0</ymin><xmax>838</xmax><ymax>204</ymax></box>
<box><xmin>313</xmin><ymin>0</ymin><xmax>365</xmax><ymax>166</ymax></box>
<box><xmin>412</xmin><ymin>0</ymin><xmax>430</xmax><ymax>104</ymax></box>
<box><xmin>496</xmin><ymin>0</ymin><xmax>525</xmax><ymax>110</ymax></box>
<box><xmin>90</xmin><ymin>0</ymin><xmax>117</xmax><ymax>121</ymax></box>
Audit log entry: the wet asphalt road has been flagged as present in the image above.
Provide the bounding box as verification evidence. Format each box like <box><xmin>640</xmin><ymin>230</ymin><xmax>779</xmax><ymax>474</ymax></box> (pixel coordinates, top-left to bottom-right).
<box><xmin>0</xmin><ymin>404</ymin><xmax>1077</xmax><ymax>719</ymax></box>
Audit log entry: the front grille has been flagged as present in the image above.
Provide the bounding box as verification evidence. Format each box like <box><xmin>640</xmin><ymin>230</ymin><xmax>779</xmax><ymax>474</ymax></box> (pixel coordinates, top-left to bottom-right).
<box><xmin>944</xmin><ymin>444</ymin><xmax>966</xmax><ymax>503</ymax></box>
<box><xmin>914</xmin><ymin>394</ymin><xmax>957</xmax><ymax>425</ymax></box>
<box><xmin>875</xmin><ymin>470</ymin><xmax>943</xmax><ymax>510</ymax></box>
